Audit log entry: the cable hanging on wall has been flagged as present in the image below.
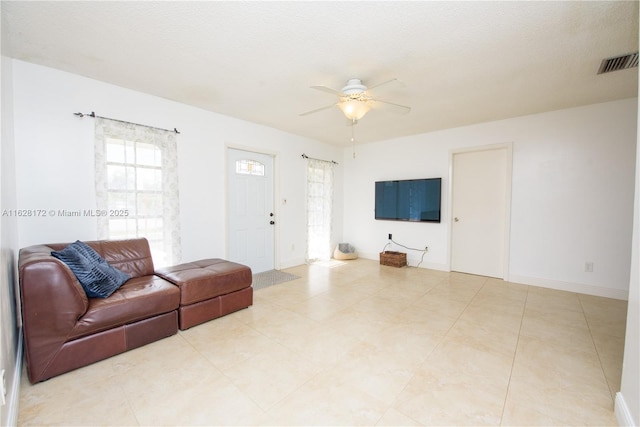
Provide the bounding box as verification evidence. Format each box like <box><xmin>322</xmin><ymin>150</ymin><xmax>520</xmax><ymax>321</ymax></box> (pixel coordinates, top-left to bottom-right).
<box><xmin>382</xmin><ymin>237</ymin><xmax>429</xmax><ymax>268</ymax></box>
<box><xmin>73</xmin><ymin>111</ymin><xmax>180</xmax><ymax>134</ymax></box>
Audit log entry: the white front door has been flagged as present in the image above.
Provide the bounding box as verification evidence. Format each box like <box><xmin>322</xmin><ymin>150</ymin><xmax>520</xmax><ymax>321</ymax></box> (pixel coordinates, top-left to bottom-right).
<box><xmin>451</xmin><ymin>146</ymin><xmax>511</xmax><ymax>278</ymax></box>
<box><xmin>227</xmin><ymin>148</ymin><xmax>275</xmax><ymax>273</ymax></box>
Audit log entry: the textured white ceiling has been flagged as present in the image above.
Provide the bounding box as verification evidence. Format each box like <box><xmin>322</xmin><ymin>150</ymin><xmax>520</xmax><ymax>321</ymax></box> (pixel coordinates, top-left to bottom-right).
<box><xmin>2</xmin><ymin>1</ymin><xmax>638</xmax><ymax>146</ymax></box>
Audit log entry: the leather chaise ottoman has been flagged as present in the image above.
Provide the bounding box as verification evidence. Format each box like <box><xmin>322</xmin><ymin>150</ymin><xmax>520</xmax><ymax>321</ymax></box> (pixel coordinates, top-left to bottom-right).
<box><xmin>155</xmin><ymin>259</ymin><xmax>253</xmax><ymax>330</ymax></box>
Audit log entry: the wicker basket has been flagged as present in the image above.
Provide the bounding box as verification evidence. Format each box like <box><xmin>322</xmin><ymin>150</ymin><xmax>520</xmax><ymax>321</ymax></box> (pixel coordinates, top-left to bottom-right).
<box><xmin>379</xmin><ymin>251</ymin><xmax>407</xmax><ymax>268</ymax></box>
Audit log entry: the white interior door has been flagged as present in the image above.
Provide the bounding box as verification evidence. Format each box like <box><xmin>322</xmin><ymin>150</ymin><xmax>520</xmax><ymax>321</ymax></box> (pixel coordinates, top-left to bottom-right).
<box><xmin>451</xmin><ymin>146</ymin><xmax>510</xmax><ymax>278</ymax></box>
<box><xmin>227</xmin><ymin>148</ymin><xmax>275</xmax><ymax>273</ymax></box>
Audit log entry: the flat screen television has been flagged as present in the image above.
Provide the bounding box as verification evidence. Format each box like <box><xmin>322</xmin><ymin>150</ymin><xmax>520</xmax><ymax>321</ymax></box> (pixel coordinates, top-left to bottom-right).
<box><xmin>375</xmin><ymin>178</ymin><xmax>441</xmax><ymax>222</ymax></box>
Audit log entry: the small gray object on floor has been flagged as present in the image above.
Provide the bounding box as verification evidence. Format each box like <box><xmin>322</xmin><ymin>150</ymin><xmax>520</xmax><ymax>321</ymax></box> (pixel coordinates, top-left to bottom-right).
<box><xmin>252</xmin><ymin>269</ymin><xmax>300</xmax><ymax>290</ymax></box>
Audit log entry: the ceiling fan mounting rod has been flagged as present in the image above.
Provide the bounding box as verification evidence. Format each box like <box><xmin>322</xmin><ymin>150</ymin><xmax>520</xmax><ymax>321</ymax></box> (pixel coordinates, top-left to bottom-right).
<box><xmin>351</xmin><ymin>118</ymin><xmax>358</xmax><ymax>159</ymax></box>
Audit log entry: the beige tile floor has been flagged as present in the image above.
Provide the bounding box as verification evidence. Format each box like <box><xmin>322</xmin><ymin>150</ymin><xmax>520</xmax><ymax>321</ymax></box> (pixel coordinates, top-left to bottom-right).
<box><xmin>18</xmin><ymin>259</ymin><xmax>627</xmax><ymax>426</ymax></box>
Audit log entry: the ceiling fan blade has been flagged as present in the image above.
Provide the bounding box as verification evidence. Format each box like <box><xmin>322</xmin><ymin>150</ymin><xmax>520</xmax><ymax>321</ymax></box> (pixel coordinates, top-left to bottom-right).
<box><xmin>299</xmin><ymin>103</ymin><xmax>337</xmax><ymax>116</ymax></box>
<box><xmin>371</xmin><ymin>98</ymin><xmax>411</xmax><ymax>114</ymax></box>
<box><xmin>367</xmin><ymin>78</ymin><xmax>400</xmax><ymax>91</ymax></box>
<box><xmin>310</xmin><ymin>85</ymin><xmax>343</xmax><ymax>96</ymax></box>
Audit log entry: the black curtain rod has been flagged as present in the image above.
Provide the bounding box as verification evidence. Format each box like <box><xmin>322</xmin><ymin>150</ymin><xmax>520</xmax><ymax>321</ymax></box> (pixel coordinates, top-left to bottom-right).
<box><xmin>301</xmin><ymin>153</ymin><xmax>338</xmax><ymax>165</ymax></box>
<box><xmin>74</xmin><ymin>111</ymin><xmax>180</xmax><ymax>134</ymax></box>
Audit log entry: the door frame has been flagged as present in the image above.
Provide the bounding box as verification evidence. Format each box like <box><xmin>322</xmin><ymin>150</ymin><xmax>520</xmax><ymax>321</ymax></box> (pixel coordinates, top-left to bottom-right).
<box><xmin>448</xmin><ymin>142</ymin><xmax>513</xmax><ymax>280</ymax></box>
<box><xmin>225</xmin><ymin>144</ymin><xmax>280</xmax><ymax>270</ymax></box>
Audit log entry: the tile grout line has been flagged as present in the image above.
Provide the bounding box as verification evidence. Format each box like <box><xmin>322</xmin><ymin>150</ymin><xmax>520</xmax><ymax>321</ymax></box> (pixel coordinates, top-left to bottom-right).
<box><xmin>383</xmin><ymin>275</ymin><xmax>488</xmax><ymax>424</ymax></box>
<box><xmin>577</xmin><ymin>295</ymin><xmax>616</xmax><ymax>403</ymax></box>
<box><xmin>499</xmin><ymin>283</ymin><xmax>529</xmax><ymax>425</ymax></box>
<box><xmin>380</xmin><ymin>272</ymin><xmax>465</xmax><ymax>426</ymax></box>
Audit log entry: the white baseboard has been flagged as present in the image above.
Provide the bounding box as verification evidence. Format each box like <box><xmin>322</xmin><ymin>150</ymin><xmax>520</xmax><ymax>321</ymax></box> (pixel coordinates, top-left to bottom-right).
<box><xmin>508</xmin><ymin>274</ymin><xmax>628</xmax><ymax>300</ymax></box>
<box><xmin>407</xmin><ymin>259</ymin><xmax>448</xmax><ymax>271</ymax></box>
<box><xmin>615</xmin><ymin>392</ymin><xmax>636</xmax><ymax>427</ymax></box>
<box><xmin>359</xmin><ymin>253</ymin><xmax>627</xmax><ymax>299</ymax></box>
<box><xmin>278</xmin><ymin>257</ymin><xmax>306</xmax><ymax>270</ymax></box>
<box><xmin>325</xmin><ymin>253</ymin><xmax>628</xmax><ymax>300</ymax></box>
<box><xmin>358</xmin><ymin>252</ymin><xmax>385</xmax><ymax>263</ymax></box>
<box><xmin>7</xmin><ymin>328</ymin><xmax>23</xmax><ymax>427</ymax></box>
<box><xmin>358</xmin><ymin>252</ymin><xmax>448</xmax><ymax>271</ymax></box>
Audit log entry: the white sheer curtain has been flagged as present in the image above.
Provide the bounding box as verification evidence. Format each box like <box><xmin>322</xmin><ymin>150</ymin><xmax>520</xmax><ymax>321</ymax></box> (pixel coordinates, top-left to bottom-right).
<box><xmin>306</xmin><ymin>158</ymin><xmax>333</xmax><ymax>261</ymax></box>
<box><xmin>94</xmin><ymin>117</ymin><xmax>181</xmax><ymax>267</ymax></box>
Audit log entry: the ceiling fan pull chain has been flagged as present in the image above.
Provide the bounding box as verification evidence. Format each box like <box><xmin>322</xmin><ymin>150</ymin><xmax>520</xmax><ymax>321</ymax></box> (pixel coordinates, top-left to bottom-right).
<box><xmin>352</xmin><ymin>118</ymin><xmax>356</xmax><ymax>158</ymax></box>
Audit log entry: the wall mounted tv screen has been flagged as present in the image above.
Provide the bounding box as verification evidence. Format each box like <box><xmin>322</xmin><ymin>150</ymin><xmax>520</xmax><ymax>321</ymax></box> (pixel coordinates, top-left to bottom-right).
<box><xmin>375</xmin><ymin>178</ymin><xmax>442</xmax><ymax>223</ymax></box>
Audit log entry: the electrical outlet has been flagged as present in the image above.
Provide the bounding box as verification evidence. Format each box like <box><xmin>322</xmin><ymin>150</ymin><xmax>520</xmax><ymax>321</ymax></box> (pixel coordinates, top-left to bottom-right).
<box><xmin>585</xmin><ymin>262</ymin><xmax>594</xmax><ymax>273</ymax></box>
<box><xmin>388</xmin><ymin>233</ymin><xmax>392</xmax><ymax>240</ymax></box>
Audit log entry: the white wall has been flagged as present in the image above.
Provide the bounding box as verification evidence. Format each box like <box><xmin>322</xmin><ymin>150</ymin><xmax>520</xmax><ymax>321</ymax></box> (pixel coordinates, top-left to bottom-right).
<box><xmin>616</xmin><ymin>91</ymin><xmax>639</xmax><ymax>426</ymax></box>
<box><xmin>343</xmin><ymin>99</ymin><xmax>637</xmax><ymax>299</ymax></box>
<box><xmin>10</xmin><ymin>59</ymin><xmax>343</xmax><ymax>269</ymax></box>
<box><xmin>1</xmin><ymin>56</ymin><xmax>21</xmax><ymax>426</ymax></box>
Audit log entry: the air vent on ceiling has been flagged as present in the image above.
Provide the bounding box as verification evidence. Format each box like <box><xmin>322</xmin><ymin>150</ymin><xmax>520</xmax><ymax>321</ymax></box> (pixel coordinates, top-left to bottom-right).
<box><xmin>597</xmin><ymin>52</ymin><xmax>639</xmax><ymax>74</ymax></box>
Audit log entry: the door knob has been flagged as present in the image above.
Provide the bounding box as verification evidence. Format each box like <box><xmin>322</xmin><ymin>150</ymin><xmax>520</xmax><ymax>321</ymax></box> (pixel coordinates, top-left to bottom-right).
<box><xmin>454</xmin><ymin>217</ymin><xmax>460</xmax><ymax>222</ymax></box>
<box><xmin>270</xmin><ymin>213</ymin><xmax>274</xmax><ymax>217</ymax></box>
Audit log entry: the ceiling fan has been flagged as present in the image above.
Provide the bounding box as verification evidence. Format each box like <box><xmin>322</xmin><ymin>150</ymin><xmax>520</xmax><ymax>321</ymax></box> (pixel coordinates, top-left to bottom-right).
<box><xmin>300</xmin><ymin>78</ymin><xmax>411</xmax><ymax>123</ymax></box>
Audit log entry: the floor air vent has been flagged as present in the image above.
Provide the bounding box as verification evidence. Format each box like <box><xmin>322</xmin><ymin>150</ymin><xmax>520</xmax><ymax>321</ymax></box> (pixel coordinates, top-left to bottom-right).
<box><xmin>597</xmin><ymin>52</ymin><xmax>639</xmax><ymax>74</ymax></box>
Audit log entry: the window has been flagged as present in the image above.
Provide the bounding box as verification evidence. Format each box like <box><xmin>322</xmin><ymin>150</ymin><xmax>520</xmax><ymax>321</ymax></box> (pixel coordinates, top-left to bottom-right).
<box><xmin>306</xmin><ymin>159</ymin><xmax>333</xmax><ymax>261</ymax></box>
<box><xmin>235</xmin><ymin>159</ymin><xmax>265</xmax><ymax>176</ymax></box>
<box><xmin>95</xmin><ymin>118</ymin><xmax>181</xmax><ymax>267</ymax></box>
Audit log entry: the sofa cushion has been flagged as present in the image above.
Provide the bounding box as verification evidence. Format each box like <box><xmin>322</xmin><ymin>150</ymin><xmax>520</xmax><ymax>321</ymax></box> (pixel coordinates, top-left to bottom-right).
<box><xmin>51</xmin><ymin>240</ymin><xmax>130</xmax><ymax>298</ymax></box>
<box><xmin>155</xmin><ymin>259</ymin><xmax>252</xmax><ymax>305</ymax></box>
<box><xmin>68</xmin><ymin>275</ymin><xmax>180</xmax><ymax>340</ymax></box>
<box><xmin>94</xmin><ymin>239</ymin><xmax>156</xmax><ymax>278</ymax></box>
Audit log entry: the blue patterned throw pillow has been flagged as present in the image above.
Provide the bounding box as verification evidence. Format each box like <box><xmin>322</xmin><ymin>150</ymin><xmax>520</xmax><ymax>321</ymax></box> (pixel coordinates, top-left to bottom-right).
<box><xmin>51</xmin><ymin>240</ymin><xmax>130</xmax><ymax>298</ymax></box>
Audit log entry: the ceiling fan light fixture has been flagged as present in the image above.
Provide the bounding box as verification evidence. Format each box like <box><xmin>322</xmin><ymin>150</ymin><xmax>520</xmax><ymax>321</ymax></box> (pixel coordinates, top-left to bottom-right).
<box><xmin>338</xmin><ymin>99</ymin><xmax>371</xmax><ymax>120</ymax></box>
<box><xmin>302</xmin><ymin>76</ymin><xmax>409</xmax><ymax>121</ymax></box>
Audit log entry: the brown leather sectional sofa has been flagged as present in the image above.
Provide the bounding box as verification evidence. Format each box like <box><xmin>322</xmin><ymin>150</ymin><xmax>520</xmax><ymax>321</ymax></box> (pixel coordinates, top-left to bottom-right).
<box><xmin>18</xmin><ymin>238</ymin><xmax>252</xmax><ymax>384</ymax></box>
